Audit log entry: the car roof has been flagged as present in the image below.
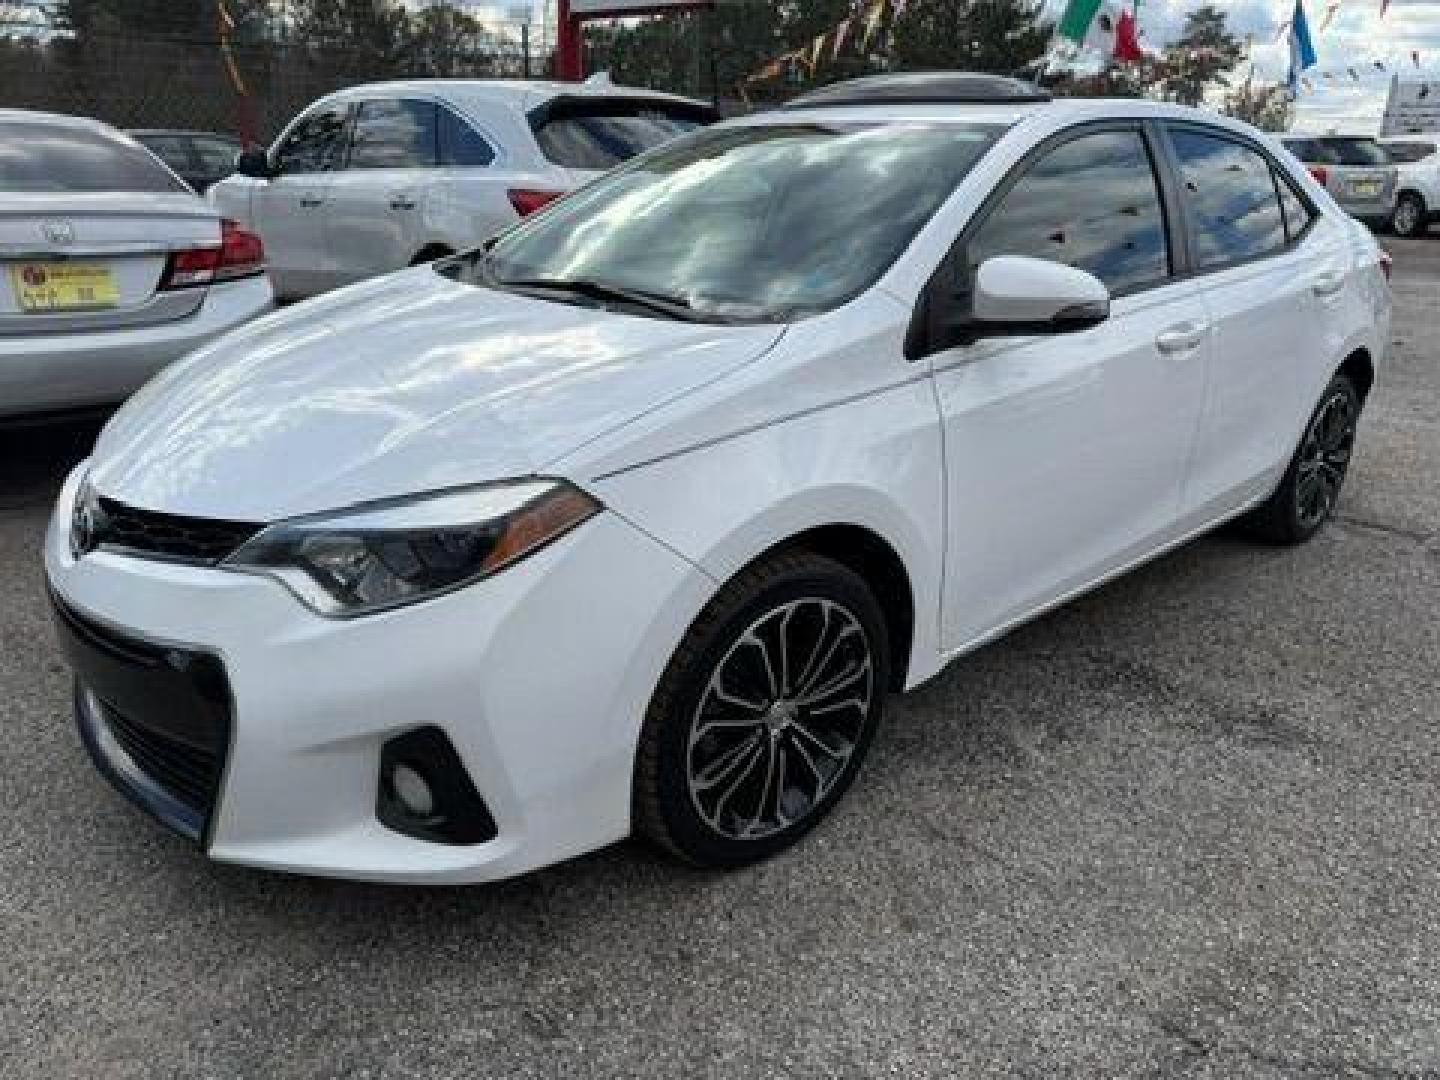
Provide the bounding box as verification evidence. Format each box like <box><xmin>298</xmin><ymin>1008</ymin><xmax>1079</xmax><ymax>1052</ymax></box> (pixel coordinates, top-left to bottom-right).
<box><xmin>129</xmin><ymin>128</ymin><xmax>240</xmax><ymax>141</ymax></box>
<box><xmin>729</xmin><ymin>96</ymin><xmax>1272</xmax><ymax>139</ymax></box>
<box><xmin>0</xmin><ymin>108</ymin><xmax>117</xmax><ymax>131</ymax></box>
<box><xmin>313</xmin><ymin>78</ymin><xmax>707</xmax><ymax>114</ymax></box>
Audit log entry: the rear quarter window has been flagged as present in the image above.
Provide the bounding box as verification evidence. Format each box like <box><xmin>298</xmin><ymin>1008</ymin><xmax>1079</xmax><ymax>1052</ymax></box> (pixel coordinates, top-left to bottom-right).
<box><xmin>0</xmin><ymin>122</ymin><xmax>187</xmax><ymax>193</ymax></box>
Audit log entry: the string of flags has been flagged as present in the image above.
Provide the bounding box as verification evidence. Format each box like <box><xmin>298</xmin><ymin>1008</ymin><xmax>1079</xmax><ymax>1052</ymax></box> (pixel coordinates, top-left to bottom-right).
<box><xmin>738</xmin><ymin>0</ymin><xmax>1429</xmax><ymax>98</ymax></box>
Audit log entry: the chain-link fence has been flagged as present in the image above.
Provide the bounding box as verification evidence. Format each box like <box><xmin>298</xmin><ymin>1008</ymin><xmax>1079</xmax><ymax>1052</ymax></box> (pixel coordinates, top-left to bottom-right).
<box><xmin>0</xmin><ymin>25</ymin><xmax>545</xmax><ymax>143</ymax></box>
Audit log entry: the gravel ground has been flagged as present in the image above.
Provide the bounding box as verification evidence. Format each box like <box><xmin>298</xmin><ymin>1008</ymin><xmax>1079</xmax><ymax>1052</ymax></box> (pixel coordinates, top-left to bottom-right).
<box><xmin>1</xmin><ymin>240</ymin><xmax>1437</xmax><ymax>1080</ymax></box>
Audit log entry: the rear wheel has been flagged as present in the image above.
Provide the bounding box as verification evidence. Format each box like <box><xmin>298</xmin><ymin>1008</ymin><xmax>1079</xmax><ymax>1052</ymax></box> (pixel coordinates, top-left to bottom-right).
<box><xmin>633</xmin><ymin>551</ymin><xmax>889</xmax><ymax>868</ymax></box>
<box><xmin>1392</xmin><ymin>193</ymin><xmax>1428</xmax><ymax>238</ymax></box>
<box><xmin>1243</xmin><ymin>372</ymin><xmax>1361</xmax><ymax>545</ymax></box>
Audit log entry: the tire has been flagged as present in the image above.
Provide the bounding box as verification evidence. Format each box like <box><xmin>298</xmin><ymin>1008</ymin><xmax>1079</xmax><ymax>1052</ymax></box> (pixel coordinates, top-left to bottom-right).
<box><xmin>633</xmin><ymin>550</ymin><xmax>890</xmax><ymax>868</ymax></box>
<box><xmin>1242</xmin><ymin>371</ymin><xmax>1362</xmax><ymax>545</ymax></box>
<box><xmin>1392</xmin><ymin>193</ymin><xmax>1428</xmax><ymax>238</ymax></box>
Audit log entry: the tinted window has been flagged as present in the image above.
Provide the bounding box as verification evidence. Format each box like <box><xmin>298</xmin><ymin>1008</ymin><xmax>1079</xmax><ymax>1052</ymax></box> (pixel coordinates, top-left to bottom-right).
<box><xmin>484</xmin><ymin>123</ymin><xmax>999</xmax><ymax>321</ymax></box>
<box><xmin>1321</xmin><ymin>137</ymin><xmax>1389</xmax><ymax>166</ymax></box>
<box><xmin>134</xmin><ymin>134</ymin><xmax>194</xmax><ymax>173</ymax></box>
<box><xmin>533</xmin><ymin>105</ymin><xmax>706</xmax><ymax>170</ymax></box>
<box><xmin>1283</xmin><ymin>138</ymin><xmax>1331</xmax><ymax>163</ymax></box>
<box><xmin>1170</xmin><ymin>129</ymin><xmax>1286</xmax><ymax>269</ymax></box>
<box><xmin>0</xmin><ymin>122</ymin><xmax>187</xmax><ymax>193</ymax></box>
<box><xmin>274</xmin><ymin>105</ymin><xmax>350</xmax><ymax>174</ymax></box>
<box><xmin>348</xmin><ymin>99</ymin><xmax>437</xmax><ymax>169</ymax></box>
<box><xmin>437</xmin><ymin>107</ymin><xmax>494</xmax><ymax>167</ymax></box>
<box><xmin>968</xmin><ymin>129</ymin><xmax>1170</xmax><ymax>295</ymax></box>
<box><xmin>191</xmin><ymin>135</ymin><xmax>239</xmax><ymax>175</ymax></box>
<box><xmin>1275</xmin><ymin>168</ymin><xmax>1315</xmax><ymax>241</ymax></box>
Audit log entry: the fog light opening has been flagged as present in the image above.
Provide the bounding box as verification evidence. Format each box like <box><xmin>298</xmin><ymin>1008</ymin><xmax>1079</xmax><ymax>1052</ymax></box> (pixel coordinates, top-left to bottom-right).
<box><xmin>377</xmin><ymin>726</ymin><xmax>498</xmax><ymax>846</ymax></box>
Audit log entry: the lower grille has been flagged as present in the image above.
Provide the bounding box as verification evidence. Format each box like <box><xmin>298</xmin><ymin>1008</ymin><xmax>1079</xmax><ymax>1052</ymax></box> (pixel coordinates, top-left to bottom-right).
<box><xmin>53</xmin><ymin>595</ymin><xmax>233</xmax><ymax>843</ymax></box>
<box><xmin>100</xmin><ymin>699</ymin><xmax>221</xmax><ymax>816</ymax></box>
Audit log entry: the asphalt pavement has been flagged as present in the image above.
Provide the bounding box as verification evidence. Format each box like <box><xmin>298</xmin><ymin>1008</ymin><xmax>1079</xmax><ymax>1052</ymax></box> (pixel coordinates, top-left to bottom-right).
<box><xmin>1</xmin><ymin>241</ymin><xmax>1437</xmax><ymax>1079</ymax></box>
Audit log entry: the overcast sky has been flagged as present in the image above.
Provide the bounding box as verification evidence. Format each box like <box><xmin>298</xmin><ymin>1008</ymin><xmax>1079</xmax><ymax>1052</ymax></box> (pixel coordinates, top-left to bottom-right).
<box><xmin>1097</xmin><ymin>0</ymin><xmax>1440</xmax><ymax>129</ymax></box>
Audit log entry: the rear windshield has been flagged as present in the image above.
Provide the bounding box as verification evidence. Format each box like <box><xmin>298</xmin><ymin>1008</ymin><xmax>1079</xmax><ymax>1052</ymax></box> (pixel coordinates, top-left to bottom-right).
<box><xmin>1382</xmin><ymin>140</ymin><xmax>1436</xmax><ymax>163</ymax></box>
<box><xmin>1319</xmin><ymin>139</ymin><xmax>1382</xmax><ymax>167</ymax></box>
<box><xmin>530</xmin><ymin>100</ymin><xmax>712</xmax><ymax>170</ymax></box>
<box><xmin>0</xmin><ymin>122</ymin><xmax>186</xmax><ymax>193</ymax></box>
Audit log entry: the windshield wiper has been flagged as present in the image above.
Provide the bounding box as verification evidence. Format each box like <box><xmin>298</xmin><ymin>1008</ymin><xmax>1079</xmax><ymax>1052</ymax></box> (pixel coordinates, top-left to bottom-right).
<box><xmin>497</xmin><ymin>276</ymin><xmax>716</xmax><ymax>323</ymax></box>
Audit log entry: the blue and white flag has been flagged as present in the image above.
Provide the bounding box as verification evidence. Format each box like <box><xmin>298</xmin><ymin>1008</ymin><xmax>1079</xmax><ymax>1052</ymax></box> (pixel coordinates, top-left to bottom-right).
<box><xmin>1288</xmin><ymin>0</ymin><xmax>1318</xmax><ymax>97</ymax></box>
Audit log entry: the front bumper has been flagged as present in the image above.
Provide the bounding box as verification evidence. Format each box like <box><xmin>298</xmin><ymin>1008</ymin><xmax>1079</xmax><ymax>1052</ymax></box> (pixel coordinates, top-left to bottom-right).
<box><xmin>45</xmin><ymin>464</ymin><xmax>714</xmax><ymax>883</ymax></box>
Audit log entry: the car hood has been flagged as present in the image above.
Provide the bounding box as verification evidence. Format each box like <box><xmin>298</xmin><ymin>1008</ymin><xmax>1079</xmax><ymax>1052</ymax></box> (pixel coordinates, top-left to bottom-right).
<box><xmin>89</xmin><ymin>268</ymin><xmax>784</xmax><ymax>521</ymax></box>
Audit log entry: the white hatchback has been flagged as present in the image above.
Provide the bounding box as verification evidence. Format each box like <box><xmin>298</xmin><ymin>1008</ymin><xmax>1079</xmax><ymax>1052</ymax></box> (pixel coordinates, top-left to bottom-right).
<box><xmin>47</xmin><ymin>75</ymin><xmax>1390</xmax><ymax>883</ymax></box>
<box><xmin>210</xmin><ymin>77</ymin><xmax>716</xmax><ymax>301</ymax></box>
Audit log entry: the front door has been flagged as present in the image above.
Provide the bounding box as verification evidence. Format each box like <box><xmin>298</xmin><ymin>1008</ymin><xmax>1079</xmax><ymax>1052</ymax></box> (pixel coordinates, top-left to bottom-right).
<box><xmin>931</xmin><ymin>126</ymin><xmax>1209</xmax><ymax>650</ymax></box>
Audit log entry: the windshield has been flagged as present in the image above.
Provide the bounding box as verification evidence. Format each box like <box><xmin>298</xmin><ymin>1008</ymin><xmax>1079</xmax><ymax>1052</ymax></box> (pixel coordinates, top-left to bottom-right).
<box><xmin>481</xmin><ymin>122</ymin><xmax>1000</xmax><ymax>322</ymax></box>
<box><xmin>0</xmin><ymin>122</ymin><xmax>187</xmax><ymax>193</ymax></box>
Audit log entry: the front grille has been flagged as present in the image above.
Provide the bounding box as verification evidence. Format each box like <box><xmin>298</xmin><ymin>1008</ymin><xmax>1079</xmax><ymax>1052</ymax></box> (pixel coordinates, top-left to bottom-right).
<box><xmin>95</xmin><ymin>497</ymin><xmax>262</xmax><ymax>565</ymax></box>
<box><xmin>100</xmin><ymin>699</ymin><xmax>222</xmax><ymax>815</ymax></box>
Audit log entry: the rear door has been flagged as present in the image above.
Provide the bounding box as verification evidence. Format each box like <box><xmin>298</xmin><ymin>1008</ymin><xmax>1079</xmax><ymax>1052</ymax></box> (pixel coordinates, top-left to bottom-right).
<box><xmin>0</xmin><ymin>121</ymin><xmax>217</xmax><ymax>337</ymax></box>
<box><xmin>253</xmin><ymin>102</ymin><xmax>350</xmax><ymax>299</ymax></box>
<box><xmin>324</xmin><ymin>98</ymin><xmax>437</xmax><ymax>287</ymax></box>
<box><xmin>1162</xmin><ymin>123</ymin><xmax>1343</xmax><ymax>518</ymax></box>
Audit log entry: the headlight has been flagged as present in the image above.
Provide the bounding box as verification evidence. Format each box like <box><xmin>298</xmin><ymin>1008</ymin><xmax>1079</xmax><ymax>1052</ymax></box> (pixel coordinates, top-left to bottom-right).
<box><xmin>223</xmin><ymin>480</ymin><xmax>601</xmax><ymax>617</ymax></box>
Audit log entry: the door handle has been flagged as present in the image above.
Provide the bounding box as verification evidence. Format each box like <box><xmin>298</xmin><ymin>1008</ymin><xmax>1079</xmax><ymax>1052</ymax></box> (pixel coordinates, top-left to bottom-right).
<box><xmin>298</xmin><ymin>195</ymin><xmax>324</xmax><ymax>208</ymax></box>
<box><xmin>1312</xmin><ymin>272</ymin><xmax>1344</xmax><ymax>296</ymax></box>
<box><xmin>389</xmin><ymin>197</ymin><xmax>417</xmax><ymax>210</ymax></box>
<box><xmin>1155</xmin><ymin>322</ymin><xmax>1208</xmax><ymax>354</ymax></box>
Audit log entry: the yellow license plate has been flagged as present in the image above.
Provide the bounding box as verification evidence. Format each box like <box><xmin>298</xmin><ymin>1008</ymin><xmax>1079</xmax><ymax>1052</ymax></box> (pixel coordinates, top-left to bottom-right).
<box><xmin>1352</xmin><ymin>182</ymin><xmax>1381</xmax><ymax>198</ymax></box>
<box><xmin>9</xmin><ymin>263</ymin><xmax>119</xmax><ymax>313</ymax></box>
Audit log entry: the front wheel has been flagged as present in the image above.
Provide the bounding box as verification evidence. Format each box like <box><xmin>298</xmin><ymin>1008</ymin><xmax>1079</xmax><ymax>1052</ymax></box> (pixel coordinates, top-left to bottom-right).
<box><xmin>1392</xmin><ymin>193</ymin><xmax>1428</xmax><ymax>238</ymax></box>
<box><xmin>633</xmin><ymin>551</ymin><xmax>889</xmax><ymax>868</ymax></box>
<box><xmin>1243</xmin><ymin>371</ymin><xmax>1361</xmax><ymax>545</ymax></box>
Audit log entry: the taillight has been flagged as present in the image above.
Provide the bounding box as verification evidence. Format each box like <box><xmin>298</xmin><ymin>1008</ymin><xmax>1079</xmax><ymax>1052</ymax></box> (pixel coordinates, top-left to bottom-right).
<box><xmin>1379</xmin><ymin>249</ymin><xmax>1393</xmax><ymax>282</ymax></box>
<box><xmin>159</xmin><ymin>219</ymin><xmax>265</xmax><ymax>290</ymax></box>
<box><xmin>1307</xmin><ymin>164</ymin><xmax>1330</xmax><ymax>187</ymax></box>
<box><xmin>508</xmin><ymin>188</ymin><xmax>565</xmax><ymax>217</ymax></box>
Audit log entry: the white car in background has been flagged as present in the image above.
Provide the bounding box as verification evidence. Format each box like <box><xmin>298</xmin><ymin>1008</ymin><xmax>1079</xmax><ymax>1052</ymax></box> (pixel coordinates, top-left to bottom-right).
<box><xmin>0</xmin><ymin>110</ymin><xmax>272</xmax><ymax>420</ymax></box>
<box><xmin>48</xmin><ymin>76</ymin><xmax>1389</xmax><ymax>884</ymax></box>
<box><xmin>209</xmin><ymin>78</ymin><xmax>717</xmax><ymax>301</ymax></box>
<box><xmin>1379</xmin><ymin>136</ymin><xmax>1440</xmax><ymax>237</ymax></box>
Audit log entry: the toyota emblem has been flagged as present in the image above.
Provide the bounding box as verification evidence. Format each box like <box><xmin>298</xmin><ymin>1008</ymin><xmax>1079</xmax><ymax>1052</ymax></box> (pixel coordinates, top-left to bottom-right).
<box><xmin>41</xmin><ymin>219</ymin><xmax>76</xmax><ymax>246</ymax></box>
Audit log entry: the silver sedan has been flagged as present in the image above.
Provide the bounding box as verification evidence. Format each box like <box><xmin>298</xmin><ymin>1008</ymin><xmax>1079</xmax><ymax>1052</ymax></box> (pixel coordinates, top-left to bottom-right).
<box><xmin>1</xmin><ymin>109</ymin><xmax>273</xmax><ymax>420</ymax></box>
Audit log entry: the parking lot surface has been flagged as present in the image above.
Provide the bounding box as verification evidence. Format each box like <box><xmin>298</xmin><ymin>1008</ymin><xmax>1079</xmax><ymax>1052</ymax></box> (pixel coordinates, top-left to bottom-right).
<box><xmin>2</xmin><ymin>241</ymin><xmax>1437</xmax><ymax>1079</ymax></box>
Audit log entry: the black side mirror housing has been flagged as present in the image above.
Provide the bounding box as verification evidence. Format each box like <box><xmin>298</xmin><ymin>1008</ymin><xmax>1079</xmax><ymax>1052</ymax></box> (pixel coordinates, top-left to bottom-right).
<box><xmin>235</xmin><ymin>148</ymin><xmax>272</xmax><ymax>179</ymax></box>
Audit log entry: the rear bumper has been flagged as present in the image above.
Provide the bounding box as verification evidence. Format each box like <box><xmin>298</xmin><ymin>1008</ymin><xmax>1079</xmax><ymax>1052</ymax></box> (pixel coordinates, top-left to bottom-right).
<box><xmin>1337</xmin><ymin>199</ymin><xmax>1396</xmax><ymax>227</ymax></box>
<box><xmin>0</xmin><ymin>275</ymin><xmax>272</xmax><ymax>418</ymax></box>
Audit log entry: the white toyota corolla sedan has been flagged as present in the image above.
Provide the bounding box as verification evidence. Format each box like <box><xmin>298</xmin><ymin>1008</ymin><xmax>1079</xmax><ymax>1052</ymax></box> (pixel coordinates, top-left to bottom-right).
<box><xmin>45</xmin><ymin>75</ymin><xmax>1391</xmax><ymax>884</ymax></box>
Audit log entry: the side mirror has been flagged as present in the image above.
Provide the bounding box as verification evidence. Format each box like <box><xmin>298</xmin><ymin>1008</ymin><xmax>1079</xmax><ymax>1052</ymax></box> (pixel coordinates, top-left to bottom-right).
<box><xmin>970</xmin><ymin>256</ymin><xmax>1110</xmax><ymax>335</ymax></box>
<box><xmin>235</xmin><ymin>147</ymin><xmax>272</xmax><ymax>179</ymax></box>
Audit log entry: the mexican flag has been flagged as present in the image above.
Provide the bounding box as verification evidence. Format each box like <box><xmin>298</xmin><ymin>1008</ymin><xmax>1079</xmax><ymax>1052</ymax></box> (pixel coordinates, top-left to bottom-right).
<box><xmin>1059</xmin><ymin>0</ymin><xmax>1144</xmax><ymax>62</ymax></box>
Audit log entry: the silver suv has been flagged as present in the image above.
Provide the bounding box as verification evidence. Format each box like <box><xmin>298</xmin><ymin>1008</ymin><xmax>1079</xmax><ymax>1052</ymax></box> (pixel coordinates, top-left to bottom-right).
<box><xmin>1282</xmin><ymin>134</ymin><xmax>1397</xmax><ymax>228</ymax></box>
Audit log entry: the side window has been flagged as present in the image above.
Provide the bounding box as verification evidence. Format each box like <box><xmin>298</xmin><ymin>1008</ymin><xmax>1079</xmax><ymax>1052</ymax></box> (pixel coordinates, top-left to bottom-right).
<box><xmin>968</xmin><ymin>128</ymin><xmax>1170</xmax><ymax>295</ymax></box>
<box><xmin>1168</xmin><ymin>128</ymin><xmax>1287</xmax><ymax>270</ymax></box>
<box><xmin>273</xmin><ymin>105</ymin><xmax>350</xmax><ymax>175</ymax></box>
<box><xmin>191</xmin><ymin>136</ymin><xmax>239</xmax><ymax>175</ymax></box>
<box><xmin>437</xmin><ymin>106</ymin><xmax>495</xmax><ymax>167</ymax></box>
<box><xmin>1274</xmin><ymin>168</ymin><xmax>1315</xmax><ymax>242</ymax></box>
<box><xmin>348</xmin><ymin>99</ymin><xmax>439</xmax><ymax>169</ymax></box>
